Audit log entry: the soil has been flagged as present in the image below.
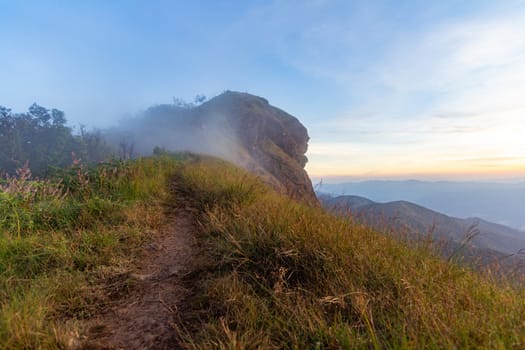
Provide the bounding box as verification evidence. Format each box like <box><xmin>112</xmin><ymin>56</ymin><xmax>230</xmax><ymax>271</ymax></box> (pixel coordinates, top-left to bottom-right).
<box><xmin>80</xmin><ymin>205</ymin><xmax>197</xmax><ymax>350</ymax></box>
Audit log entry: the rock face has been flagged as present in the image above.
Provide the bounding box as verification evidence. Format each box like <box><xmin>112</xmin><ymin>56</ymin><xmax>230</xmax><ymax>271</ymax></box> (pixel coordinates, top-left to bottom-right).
<box><xmin>109</xmin><ymin>91</ymin><xmax>318</xmax><ymax>205</ymax></box>
<box><xmin>197</xmin><ymin>91</ymin><xmax>318</xmax><ymax>205</ymax></box>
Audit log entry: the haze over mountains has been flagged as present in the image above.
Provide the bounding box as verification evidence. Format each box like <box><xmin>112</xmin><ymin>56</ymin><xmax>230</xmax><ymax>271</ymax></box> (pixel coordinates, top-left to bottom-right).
<box><xmin>318</xmin><ymin>180</ymin><xmax>525</xmax><ymax>231</ymax></box>
<box><xmin>321</xmin><ymin>195</ymin><xmax>525</xmax><ymax>260</ymax></box>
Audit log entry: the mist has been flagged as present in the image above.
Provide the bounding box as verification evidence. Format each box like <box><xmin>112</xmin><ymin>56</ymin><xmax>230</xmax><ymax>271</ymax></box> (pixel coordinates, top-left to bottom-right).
<box><xmin>318</xmin><ymin>180</ymin><xmax>525</xmax><ymax>231</ymax></box>
<box><xmin>103</xmin><ymin>100</ymin><xmax>243</xmax><ymax>164</ymax></box>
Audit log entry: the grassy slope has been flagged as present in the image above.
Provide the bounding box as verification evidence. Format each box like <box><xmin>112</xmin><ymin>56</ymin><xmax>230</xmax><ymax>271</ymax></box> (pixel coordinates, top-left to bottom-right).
<box><xmin>0</xmin><ymin>157</ymin><xmax>180</xmax><ymax>349</ymax></box>
<box><xmin>176</xmin><ymin>158</ymin><xmax>525</xmax><ymax>349</ymax></box>
<box><xmin>1</xmin><ymin>155</ymin><xmax>524</xmax><ymax>349</ymax></box>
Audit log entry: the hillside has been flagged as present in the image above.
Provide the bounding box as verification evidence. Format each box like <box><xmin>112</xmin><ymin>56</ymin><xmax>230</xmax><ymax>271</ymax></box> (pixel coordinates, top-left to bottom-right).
<box><xmin>2</xmin><ymin>156</ymin><xmax>525</xmax><ymax>349</ymax></box>
<box><xmin>318</xmin><ymin>180</ymin><xmax>525</xmax><ymax>230</ymax></box>
<box><xmin>321</xmin><ymin>195</ymin><xmax>525</xmax><ymax>258</ymax></box>
<box><xmin>1</xmin><ymin>93</ymin><xmax>524</xmax><ymax>349</ymax></box>
<box><xmin>171</xmin><ymin>158</ymin><xmax>525</xmax><ymax>348</ymax></box>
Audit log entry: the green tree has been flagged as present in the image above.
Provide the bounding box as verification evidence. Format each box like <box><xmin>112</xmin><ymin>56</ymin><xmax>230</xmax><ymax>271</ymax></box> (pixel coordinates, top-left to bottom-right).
<box><xmin>0</xmin><ymin>105</ymin><xmax>115</xmax><ymax>176</ymax></box>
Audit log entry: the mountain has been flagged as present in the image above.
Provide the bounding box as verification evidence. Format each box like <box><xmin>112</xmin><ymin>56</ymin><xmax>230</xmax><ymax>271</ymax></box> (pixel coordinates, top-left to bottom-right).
<box><xmin>322</xmin><ymin>194</ymin><xmax>525</xmax><ymax>258</ymax></box>
<box><xmin>106</xmin><ymin>91</ymin><xmax>318</xmax><ymax>205</ymax></box>
<box><xmin>318</xmin><ymin>180</ymin><xmax>525</xmax><ymax>230</ymax></box>
<box><xmin>5</xmin><ymin>98</ymin><xmax>525</xmax><ymax>348</ymax></box>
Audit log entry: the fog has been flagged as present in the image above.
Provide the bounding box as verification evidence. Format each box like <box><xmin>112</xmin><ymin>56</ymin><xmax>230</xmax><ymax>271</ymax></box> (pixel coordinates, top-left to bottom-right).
<box><xmin>318</xmin><ymin>180</ymin><xmax>525</xmax><ymax>231</ymax></box>
<box><xmin>104</xmin><ymin>102</ymin><xmax>241</xmax><ymax>162</ymax></box>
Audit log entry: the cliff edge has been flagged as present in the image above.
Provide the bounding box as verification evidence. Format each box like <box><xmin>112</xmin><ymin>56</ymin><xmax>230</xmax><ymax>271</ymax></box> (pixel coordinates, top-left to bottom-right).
<box><xmin>196</xmin><ymin>91</ymin><xmax>318</xmax><ymax>205</ymax></box>
<box><xmin>109</xmin><ymin>91</ymin><xmax>318</xmax><ymax>205</ymax></box>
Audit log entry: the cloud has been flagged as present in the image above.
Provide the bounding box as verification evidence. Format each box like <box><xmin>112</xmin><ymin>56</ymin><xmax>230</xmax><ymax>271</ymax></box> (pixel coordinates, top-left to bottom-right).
<box><xmin>303</xmin><ymin>4</ymin><xmax>525</xmax><ymax>177</ymax></box>
<box><xmin>1</xmin><ymin>0</ymin><xmax>524</xmax><ymax>179</ymax></box>
<box><xmin>375</xmin><ymin>11</ymin><xmax>525</xmax><ymax>114</ymax></box>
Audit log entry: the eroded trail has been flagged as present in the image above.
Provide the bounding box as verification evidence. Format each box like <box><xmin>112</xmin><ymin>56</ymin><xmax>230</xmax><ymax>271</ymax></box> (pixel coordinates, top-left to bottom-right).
<box><xmin>82</xmin><ymin>205</ymin><xmax>197</xmax><ymax>349</ymax></box>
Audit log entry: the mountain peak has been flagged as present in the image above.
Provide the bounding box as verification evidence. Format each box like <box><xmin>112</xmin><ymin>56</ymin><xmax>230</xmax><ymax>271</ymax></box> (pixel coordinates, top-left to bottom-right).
<box><xmin>198</xmin><ymin>91</ymin><xmax>316</xmax><ymax>204</ymax></box>
<box><xmin>109</xmin><ymin>91</ymin><xmax>318</xmax><ymax>205</ymax></box>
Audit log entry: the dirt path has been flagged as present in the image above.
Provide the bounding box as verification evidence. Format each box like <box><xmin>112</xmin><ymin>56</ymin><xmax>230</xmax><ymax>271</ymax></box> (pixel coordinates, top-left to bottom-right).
<box><xmin>82</xmin><ymin>206</ymin><xmax>197</xmax><ymax>350</ymax></box>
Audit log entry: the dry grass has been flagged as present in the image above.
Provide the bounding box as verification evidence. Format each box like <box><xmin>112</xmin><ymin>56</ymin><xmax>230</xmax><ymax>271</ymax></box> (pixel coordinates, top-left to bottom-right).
<box><xmin>175</xmin><ymin>158</ymin><xmax>525</xmax><ymax>349</ymax></box>
<box><xmin>3</xmin><ymin>154</ymin><xmax>525</xmax><ymax>349</ymax></box>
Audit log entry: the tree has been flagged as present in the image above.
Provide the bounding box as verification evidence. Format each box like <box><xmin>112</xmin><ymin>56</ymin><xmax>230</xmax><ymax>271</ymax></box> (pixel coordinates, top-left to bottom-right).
<box><xmin>0</xmin><ymin>104</ymin><xmax>115</xmax><ymax>176</ymax></box>
<box><xmin>172</xmin><ymin>97</ymin><xmax>193</xmax><ymax>109</ymax></box>
<box><xmin>119</xmin><ymin>138</ymin><xmax>135</xmax><ymax>160</ymax></box>
<box><xmin>28</xmin><ymin>103</ymin><xmax>51</xmax><ymax>126</ymax></box>
<box><xmin>51</xmin><ymin>109</ymin><xmax>66</xmax><ymax>127</ymax></box>
<box><xmin>0</xmin><ymin>106</ymin><xmax>16</xmax><ymax>172</ymax></box>
<box><xmin>0</xmin><ymin>106</ymin><xmax>11</xmax><ymax>119</ymax></box>
<box><xmin>194</xmin><ymin>94</ymin><xmax>207</xmax><ymax>104</ymax></box>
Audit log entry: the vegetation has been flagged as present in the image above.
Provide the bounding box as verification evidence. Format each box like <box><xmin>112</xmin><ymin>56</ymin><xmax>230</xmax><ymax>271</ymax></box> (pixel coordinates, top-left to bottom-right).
<box><xmin>0</xmin><ymin>156</ymin><xmax>179</xmax><ymax>349</ymax></box>
<box><xmin>0</xmin><ymin>104</ymin><xmax>114</xmax><ymax>176</ymax></box>
<box><xmin>175</xmin><ymin>158</ymin><xmax>525</xmax><ymax>349</ymax></box>
<box><xmin>1</xmin><ymin>155</ymin><xmax>525</xmax><ymax>349</ymax></box>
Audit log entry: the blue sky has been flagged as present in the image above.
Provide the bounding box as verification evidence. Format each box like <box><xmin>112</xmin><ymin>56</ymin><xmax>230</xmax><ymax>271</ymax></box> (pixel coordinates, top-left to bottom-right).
<box><xmin>1</xmin><ymin>0</ymin><xmax>525</xmax><ymax>180</ymax></box>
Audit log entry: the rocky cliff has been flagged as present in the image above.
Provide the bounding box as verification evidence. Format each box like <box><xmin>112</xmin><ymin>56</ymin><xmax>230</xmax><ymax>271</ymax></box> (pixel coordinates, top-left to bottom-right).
<box><xmin>108</xmin><ymin>91</ymin><xmax>318</xmax><ymax>205</ymax></box>
<box><xmin>196</xmin><ymin>91</ymin><xmax>317</xmax><ymax>205</ymax></box>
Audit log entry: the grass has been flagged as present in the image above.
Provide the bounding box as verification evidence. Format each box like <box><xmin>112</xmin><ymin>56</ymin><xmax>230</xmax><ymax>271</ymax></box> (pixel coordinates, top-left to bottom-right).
<box><xmin>0</xmin><ymin>156</ymin><xmax>181</xmax><ymax>349</ymax></box>
<box><xmin>2</xmin><ymin>154</ymin><xmax>525</xmax><ymax>349</ymax></box>
<box><xmin>175</xmin><ymin>157</ymin><xmax>525</xmax><ymax>349</ymax></box>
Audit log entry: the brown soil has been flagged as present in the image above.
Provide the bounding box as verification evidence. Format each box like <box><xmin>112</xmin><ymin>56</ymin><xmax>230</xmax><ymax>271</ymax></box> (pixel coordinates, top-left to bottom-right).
<box><xmin>81</xmin><ymin>206</ymin><xmax>197</xmax><ymax>350</ymax></box>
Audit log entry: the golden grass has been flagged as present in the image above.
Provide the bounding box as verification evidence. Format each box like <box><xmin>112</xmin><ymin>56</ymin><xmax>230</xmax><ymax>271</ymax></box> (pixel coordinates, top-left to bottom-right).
<box><xmin>2</xmin><ymin>154</ymin><xmax>524</xmax><ymax>349</ymax></box>
<box><xmin>176</xmin><ymin>158</ymin><xmax>525</xmax><ymax>349</ymax></box>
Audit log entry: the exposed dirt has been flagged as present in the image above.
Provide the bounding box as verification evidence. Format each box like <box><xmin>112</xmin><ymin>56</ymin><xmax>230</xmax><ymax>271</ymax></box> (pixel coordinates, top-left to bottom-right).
<box><xmin>81</xmin><ymin>206</ymin><xmax>197</xmax><ymax>350</ymax></box>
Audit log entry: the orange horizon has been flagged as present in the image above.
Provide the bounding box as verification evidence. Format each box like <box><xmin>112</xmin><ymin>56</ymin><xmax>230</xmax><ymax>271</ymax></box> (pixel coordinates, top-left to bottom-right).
<box><xmin>307</xmin><ymin>168</ymin><xmax>525</xmax><ymax>181</ymax></box>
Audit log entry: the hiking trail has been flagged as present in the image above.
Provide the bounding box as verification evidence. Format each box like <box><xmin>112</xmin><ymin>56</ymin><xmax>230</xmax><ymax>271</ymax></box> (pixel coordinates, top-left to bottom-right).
<box><xmin>82</xmin><ymin>202</ymin><xmax>197</xmax><ymax>349</ymax></box>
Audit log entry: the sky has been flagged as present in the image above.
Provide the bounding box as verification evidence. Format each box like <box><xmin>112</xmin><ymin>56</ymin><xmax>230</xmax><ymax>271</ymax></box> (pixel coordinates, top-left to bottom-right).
<box><xmin>1</xmin><ymin>0</ymin><xmax>525</xmax><ymax>181</ymax></box>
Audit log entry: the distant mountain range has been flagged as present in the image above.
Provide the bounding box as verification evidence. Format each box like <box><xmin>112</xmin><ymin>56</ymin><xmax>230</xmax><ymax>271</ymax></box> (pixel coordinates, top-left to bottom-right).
<box><xmin>320</xmin><ymin>194</ymin><xmax>525</xmax><ymax>263</ymax></box>
<box><xmin>317</xmin><ymin>180</ymin><xmax>525</xmax><ymax>231</ymax></box>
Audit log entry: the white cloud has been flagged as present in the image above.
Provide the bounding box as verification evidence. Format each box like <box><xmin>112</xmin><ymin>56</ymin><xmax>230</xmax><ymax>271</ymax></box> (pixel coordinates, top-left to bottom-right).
<box><xmin>306</xmin><ymin>7</ymin><xmax>525</xmax><ymax>178</ymax></box>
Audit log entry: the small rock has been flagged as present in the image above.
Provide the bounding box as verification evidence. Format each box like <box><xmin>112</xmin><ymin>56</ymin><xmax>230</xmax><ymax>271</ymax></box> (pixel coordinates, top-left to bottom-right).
<box><xmin>147</xmin><ymin>243</ymin><xmax>161</xmax><ymax>251</ymax></box>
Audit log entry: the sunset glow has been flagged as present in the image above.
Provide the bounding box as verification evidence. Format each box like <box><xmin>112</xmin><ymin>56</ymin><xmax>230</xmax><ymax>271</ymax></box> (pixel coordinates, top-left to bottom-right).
<box><xmin>1</xmin><ymin>1</ymin><xmax>524</xmax><ymax>180</ymax></box>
